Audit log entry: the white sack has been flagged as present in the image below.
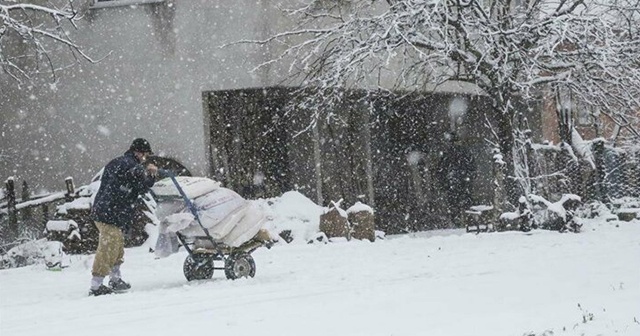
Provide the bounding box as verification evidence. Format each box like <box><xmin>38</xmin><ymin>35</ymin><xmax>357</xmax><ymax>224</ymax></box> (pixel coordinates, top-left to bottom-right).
<box><xmin>223</xmin><ymin>202</ymin><xmax>266</xmax><ymax>247</ymax></box>
<box><xmin>154</xmin><ymin>183</ymin><xmax>266</xmax><ymax>258</ymax></box>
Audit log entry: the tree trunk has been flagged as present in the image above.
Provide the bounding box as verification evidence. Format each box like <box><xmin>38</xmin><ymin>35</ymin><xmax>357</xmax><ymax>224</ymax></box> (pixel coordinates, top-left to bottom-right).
<box><xmin>494</xmin><ymin>108</ymin><xmax>520</xmax><ymax>205</ymax></box>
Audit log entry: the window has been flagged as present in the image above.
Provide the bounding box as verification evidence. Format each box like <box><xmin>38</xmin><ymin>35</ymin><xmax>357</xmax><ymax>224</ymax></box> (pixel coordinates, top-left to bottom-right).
<box><xmin>91</xmin><ymin>0</ymin><xmax>164</xmax><ymax>9</ymax></box>
<box><xmin>574</xmin><ymin>100</ymin><xmax>595</xmax><ymax>126</ymax></box>
<box><xmin>556</xmin><ymin>89</ymin><xmax>594</xmax><ymax>126</ymax></box>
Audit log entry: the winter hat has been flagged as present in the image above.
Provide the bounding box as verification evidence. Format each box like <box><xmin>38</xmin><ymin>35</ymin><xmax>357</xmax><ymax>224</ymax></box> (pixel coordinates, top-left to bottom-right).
<box><xmin>129</xmin><ymin>138</ymin><xmax>153</xmax><ymax>154</ymax></box>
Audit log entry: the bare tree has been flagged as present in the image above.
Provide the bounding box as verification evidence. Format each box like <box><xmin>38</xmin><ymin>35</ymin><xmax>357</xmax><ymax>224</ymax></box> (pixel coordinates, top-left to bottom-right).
<box><xmin>241</xmin><ymin>0</ymin><xmax>640</xmax><ymax>201</ymax></box>
<box><xmin>0</xmin><ymin>1</ymin><xmax>98</xmax><ymax>85</ymax></box>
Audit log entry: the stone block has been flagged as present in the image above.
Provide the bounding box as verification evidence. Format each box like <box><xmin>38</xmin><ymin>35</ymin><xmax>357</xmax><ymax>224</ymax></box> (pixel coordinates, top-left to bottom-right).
<box><xmin>319</xmin><ymin>207</ymin><xmax>350</xmax><ymax>239</ymax></box>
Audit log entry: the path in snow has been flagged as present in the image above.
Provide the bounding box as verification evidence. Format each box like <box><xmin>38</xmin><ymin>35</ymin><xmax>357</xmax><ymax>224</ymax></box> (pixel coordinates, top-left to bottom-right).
<box><xmin>1</xmin><ymin>221</ymin><xmax>639</xmax><ymax>336</ymax></box>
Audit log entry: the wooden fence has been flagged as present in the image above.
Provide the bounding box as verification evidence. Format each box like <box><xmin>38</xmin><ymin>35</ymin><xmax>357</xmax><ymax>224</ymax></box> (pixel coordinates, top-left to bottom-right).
<box><xmin>0</xmin><ymin>177</ymin><xmax>77</xmax><ymax>250</ymax></box>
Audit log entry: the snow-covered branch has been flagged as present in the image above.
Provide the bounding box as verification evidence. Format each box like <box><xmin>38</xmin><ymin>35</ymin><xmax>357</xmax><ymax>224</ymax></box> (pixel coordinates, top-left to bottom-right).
<box><xmin>0</xmin><ymin>1</ymin><xmax>98</xmax><ymax>84</ymax></box>
<box><xmin>235</xmin><ymin>0</ymin><xmax>640</xmax><ymax>199</ymax></box>
<box><xmin>242</xmin><ymin>0</ymin><xmax>639</xmax><ymax>115</ymax></box>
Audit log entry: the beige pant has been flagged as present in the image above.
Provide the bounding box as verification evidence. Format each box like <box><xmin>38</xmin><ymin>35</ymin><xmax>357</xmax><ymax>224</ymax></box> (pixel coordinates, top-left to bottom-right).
<box><xmin>91</xmin><ymin>221</ymin><xmax>124</xmax><ymax>277</ymax></box>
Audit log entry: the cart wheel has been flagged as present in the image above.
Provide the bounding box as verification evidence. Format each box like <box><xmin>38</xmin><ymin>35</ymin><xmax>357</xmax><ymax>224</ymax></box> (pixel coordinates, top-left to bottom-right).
<box><xmin>183</xmin><ymin>253</ymin><xmax>214</xmax><ymax>281</ymax></box>
<box><xmin>224</xmin><ymin>252</ymin><xmax>256</xmax><ymax>280</ymax></box>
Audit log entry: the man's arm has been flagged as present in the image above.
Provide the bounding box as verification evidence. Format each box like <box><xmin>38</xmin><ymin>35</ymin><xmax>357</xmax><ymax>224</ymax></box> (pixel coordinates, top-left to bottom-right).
<box><xmin>126</xmin><ymin>163</ymin><xmax>156</xmax><ymax>195</ymax></box>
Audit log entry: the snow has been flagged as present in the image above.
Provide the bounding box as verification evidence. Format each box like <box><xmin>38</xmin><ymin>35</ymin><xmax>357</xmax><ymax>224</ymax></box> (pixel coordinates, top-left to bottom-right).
<box><xmin>1</xmin><ymin>217</ymin><xmax>639</xmax><ymax>336</ymax></box>
<box><xmin>327</xmin><ymin>199</ymin><xmax>349</xmax><ymax>218</ymax></box>
<box><xmin>531</xmin><ymin>142</ymin><xmax>561</xmax><ymax>151</ymax></box>
<box><xmin>15</xmin><ymin>192</ymin><xmax>66</xmax><ymax>210</ymax></box>
<box><xmin>493</xmin><ymin>153</ymin><xmax>505</xmax><ymax>165</ymax></box>
<box><xmin>56</xmin><ymin>197</ymin><xmax>92</xmax><ymax>214</ymax></box>
<box><xmin>529</xmin><ymin>194</ymin><xmax>581</xmax><ymax>220</ymax></box>
<box><xmin>617</xmin><ymin>208</ymin><xmax>640</xmax><ymax>216</ymax></box>
<box><xmin>571</xmin><ymin>128</ymin><xmax>596</xmax><ymax>169</ymax></box>
<box><xmin>448</xmin><ymin>96</ymin><xmax>468</xmax><ymax>130</ymax></box>
<box><xmin>611</xmin><ymin>197</ymin><xmax>640</xmax><ymax>210</ymax></box>
<box><xmin>347</xmin><ymin>201</ymin><xmax>374</xmax><ymax>214</ymax></box>
<box><xmin>45</xmin><ymin>220</ymin><xmax>78</xmax><ymax>232</ymax></box>
<box><xmin>255</xmin><ymin>191</ymin><xmax>325</xmax><ymax>244</ymax></box>
<box><xmin>1</xmin><ymin>239</ymin><xmax>69</xmax><ymax>270</ymax></box>
<box><xmin>469</xmin><ymin>205</ymin><xmax>493</xmax><ymax>212</ymax></box>
<box><xmin>406</xmin><ymin>151</ymin><xmax>424</xmax><ymax>165</ymax></box>
<box><xmin>500</xmin><ymin>212</ymin><xmax>521</xmax><ymax>220</ymax></box>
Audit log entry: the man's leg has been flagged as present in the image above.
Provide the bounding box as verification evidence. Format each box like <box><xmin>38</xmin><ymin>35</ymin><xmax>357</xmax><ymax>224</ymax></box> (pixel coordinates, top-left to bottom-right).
<box><xmin>108</xmin><ymin>239</ymin><xmax>131</xmax><ymax>291</ymax></box>
<box><xmin>91</xmin><ymin>222</ymin><xmax>124</xmax><ymax>292</ymax></box>
<box><xmin>109</xmin><ymin>239</ymin><xmax>125</xmax><ymax>280</ymax></box>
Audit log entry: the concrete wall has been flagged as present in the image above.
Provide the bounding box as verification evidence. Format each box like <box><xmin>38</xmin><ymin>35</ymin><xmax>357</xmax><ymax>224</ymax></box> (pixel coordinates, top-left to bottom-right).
<box><xmin>0</xmin><ymin>0</ymin><xmax>292</xmax><ymax>192</ymax></box>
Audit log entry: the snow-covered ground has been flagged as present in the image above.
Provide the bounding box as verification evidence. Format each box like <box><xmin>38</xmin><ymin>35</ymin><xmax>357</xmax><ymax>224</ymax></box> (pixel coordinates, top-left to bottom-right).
<box><xmin>1</xmin><ymin>218</ymin><xmax>639</xmax><ymax>336</ymax></box>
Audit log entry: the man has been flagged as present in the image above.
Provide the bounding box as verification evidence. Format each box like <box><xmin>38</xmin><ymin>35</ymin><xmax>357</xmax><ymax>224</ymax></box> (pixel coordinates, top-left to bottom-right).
<box><xmin>89</xmin><ymin>138</ymin><xmax>158</xmax><ymax>296</ymax></box>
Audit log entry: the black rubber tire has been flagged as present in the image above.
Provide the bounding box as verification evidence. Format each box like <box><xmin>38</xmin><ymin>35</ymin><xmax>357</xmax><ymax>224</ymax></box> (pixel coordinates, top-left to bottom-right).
<box><xmin>224</xmin><ymin>252</ymin><xmax>256</xmax><ymax>280</ymax></box>
<box><xmin>183</xmin><ymin>253</ymin><xmax>214</xmax><ymax>281</ymax></box>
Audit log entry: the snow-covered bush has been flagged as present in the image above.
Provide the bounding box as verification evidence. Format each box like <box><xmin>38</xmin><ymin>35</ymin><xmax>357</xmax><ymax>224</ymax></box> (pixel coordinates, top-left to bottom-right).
<box><xmin>529</xmin><ymin>194</ymin><xmax>582</xmax><ymax>232</ymax></box>
<box><xmin>498</xmin><ymin>196</ymin><xmax>533</xmax><ymax>232</ymax></box>
<box><xmin>499</xmin><ymin>194</ymin><xmax>583</xmax><ymax>232</ymax></box>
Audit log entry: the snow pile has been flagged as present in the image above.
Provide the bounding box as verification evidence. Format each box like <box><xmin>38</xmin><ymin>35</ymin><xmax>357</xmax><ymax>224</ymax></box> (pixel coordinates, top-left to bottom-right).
<box><xmin>254</xmin><ymin>191</ymin><xmax>326</xmax><ymax>244</ymax></box>
<box><xmin>0</xmin><ymin>239</ymin><xmax>70</xmax><ymax>270</ymax></box>
<box><xmin>529</xmin><ymin>194</ymin><xmax>581</xmax><ymax>221</ymax></box>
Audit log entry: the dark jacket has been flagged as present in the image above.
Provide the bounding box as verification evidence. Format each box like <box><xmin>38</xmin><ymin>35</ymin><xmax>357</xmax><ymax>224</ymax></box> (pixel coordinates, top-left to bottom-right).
<box><xmin>91</xmin><ymin>150</ymin><xmax>155</xmax><ymax>230</ymax></box>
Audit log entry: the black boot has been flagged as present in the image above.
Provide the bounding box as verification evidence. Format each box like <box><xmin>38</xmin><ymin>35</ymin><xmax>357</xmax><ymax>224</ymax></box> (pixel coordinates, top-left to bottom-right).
<box><xmin>89</xmin><ymin>285</ymin><xmax>114</xmax><ymax>296</ymax></box>
<box><xmin>108</xmin><ymin>278</ymin><xmax>131</xmax><ymax>291</ymax></box>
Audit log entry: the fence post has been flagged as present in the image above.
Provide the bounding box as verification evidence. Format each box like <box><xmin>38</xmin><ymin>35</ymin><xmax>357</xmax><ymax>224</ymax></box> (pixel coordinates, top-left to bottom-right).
<box><xmin>42</xmin><ymin>204</ymin><xmax>50</xmax><ymax>223</ymax></box>
<box><xmin>524</xmin><ymin>131</ymin><xmax>537</xmax><ymax>195</ymax></box>
<box><xmin>64</xmin><ymin>177</ymin><xmax>75</xmax><ymax>202</ymax></box>
<box><xmin>592</xmin><ymin>139</ymin><xmax>606</xmax><ymax>201</ymax></box>
<box><xmin>492</xmin><ymin>148</ymin><xmax>506</xmax><ymax>222</ymax></box>
<box><xmin>21</xmin><ymin>180</ymin><xmax>32</xmax><ymax>221</ymax></box>
<box><xmin>5</xmin><ymin>177</ymin><xmax>18</xmax><ymax>239</ymax></box>
<box><xmin>631</xmin><ymin>151</ymin><xmax>639</xmax><ymax>198</ymax></box>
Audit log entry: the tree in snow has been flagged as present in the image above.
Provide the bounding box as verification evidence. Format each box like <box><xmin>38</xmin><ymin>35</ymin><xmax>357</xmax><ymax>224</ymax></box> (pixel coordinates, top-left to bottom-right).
<box><xmin>244</xmin><ymin>0</ymin><xmax>640</xmax><ymax>203</ymax></box>
<box><xmin>0</xmin><ymin>1</ymin><xmax>95</xmax><ymax>85</ymax></box>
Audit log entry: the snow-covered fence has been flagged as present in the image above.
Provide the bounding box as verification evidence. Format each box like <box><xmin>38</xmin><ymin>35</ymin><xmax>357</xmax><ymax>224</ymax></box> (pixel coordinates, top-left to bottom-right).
<box><xmin>522</xmin><ymin>139</ymin><xmax>638</xmax><ymax>204</ymax></box>
<box><xmin>601</xmin><ymin>146</ymin><xmax>640</xmax><ymax>199</ymax></box>
<box><xmin>1</xmin><ymin>177</ymin><xmax>77</xmax><ymax>251</ymax></box>
<box><xmin>524</xmin><ymin>142</ymin><xmax>586</xmax><ymax>201</ymax></box>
